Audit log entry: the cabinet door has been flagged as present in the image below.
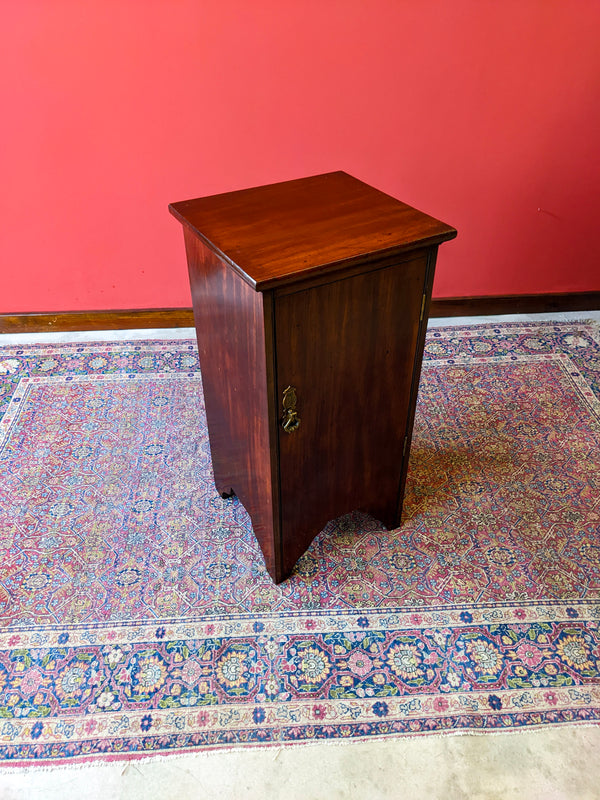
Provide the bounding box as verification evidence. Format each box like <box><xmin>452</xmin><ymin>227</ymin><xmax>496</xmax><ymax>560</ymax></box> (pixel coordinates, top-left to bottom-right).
<box><xmin>274</xmin><ymin>255</ymin><xmax>429</xmax><ymax>576</ymax></box>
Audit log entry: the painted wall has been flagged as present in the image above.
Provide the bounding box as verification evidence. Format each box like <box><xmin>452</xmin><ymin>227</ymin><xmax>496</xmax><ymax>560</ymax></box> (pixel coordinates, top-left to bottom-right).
<box><xmin>2</xmin><ymin>0</ymin><xmax>599</xmax><ymax>313</ymax></box>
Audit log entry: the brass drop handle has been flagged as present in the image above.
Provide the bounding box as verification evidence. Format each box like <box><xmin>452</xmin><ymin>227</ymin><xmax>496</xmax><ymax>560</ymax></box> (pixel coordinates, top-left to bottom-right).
<box><xmin>281</xmin><ymin>385</ymin><xmax>300</xmax><ymax>433</ymax></box>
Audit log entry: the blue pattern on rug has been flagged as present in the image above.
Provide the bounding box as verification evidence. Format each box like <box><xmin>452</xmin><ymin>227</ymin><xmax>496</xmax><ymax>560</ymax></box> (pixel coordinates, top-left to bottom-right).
<box><xmin>0</xmin><ymin>321</ymin><xmax>599</xmax><ymax>765</ymax></box>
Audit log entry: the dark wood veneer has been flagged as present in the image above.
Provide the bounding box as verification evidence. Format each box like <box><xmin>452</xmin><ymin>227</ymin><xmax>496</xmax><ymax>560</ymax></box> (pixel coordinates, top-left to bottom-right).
<box><xmin>183</xmin><ymin>229</ymin><xmax>281</xmax><ymax>575</ymax></box>
<box><xmin>170</xmin><ymin>172</ymin><xmax>456</xmax><ymax>582</ymax></box>
<box><xmin>274</xmin><ymin>252</ymin><xmax>430</xmax><ymax>577</ymax></box>
<box><xmin>168</xmin><ymin>171</ymin><xmax>456</xmax><ymax>291</ymax></box>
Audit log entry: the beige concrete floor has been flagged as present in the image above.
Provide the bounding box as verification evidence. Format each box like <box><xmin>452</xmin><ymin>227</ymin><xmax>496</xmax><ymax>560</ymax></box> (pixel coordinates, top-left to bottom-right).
<box><xmin>2</xmin><ymin>725</ymin><xmax>600</xmax><ymax>799</ymax></box>
<box><xmin>1</xmin><ymin>313</ymin><xmax>599</xmax><ymax>799</ymax></box>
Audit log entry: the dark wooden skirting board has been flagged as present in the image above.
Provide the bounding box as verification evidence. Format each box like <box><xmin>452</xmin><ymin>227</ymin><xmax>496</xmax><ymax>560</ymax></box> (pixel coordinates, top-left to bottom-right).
<box><xmin>0</xmin><ymin>308</ymin><xmax>195</xmax><ymax>333</ymax></box>
<box><xmin>431</xmin><ymin>291</ymin><xmax>600</xmax><ymax>318</ymax></box>
<box><xmin>0</xmin><ymin>292</ymin><xmax>598</xmax><ymax>334</ymax></box>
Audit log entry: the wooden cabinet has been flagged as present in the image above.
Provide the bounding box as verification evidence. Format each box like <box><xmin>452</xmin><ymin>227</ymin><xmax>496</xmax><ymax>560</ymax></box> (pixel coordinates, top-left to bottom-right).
<box><xmin>169</xmin><ymin>171</ymin><xmax>456</xmax><ymax>583</ymax></box>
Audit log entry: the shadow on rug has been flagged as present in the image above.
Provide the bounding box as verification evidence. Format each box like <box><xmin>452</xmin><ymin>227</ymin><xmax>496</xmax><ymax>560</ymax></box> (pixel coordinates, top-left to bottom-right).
<box><xmin>0</xmin><ymin>320</ymin><xmax>599</xmax><ymax>765</ymax></box>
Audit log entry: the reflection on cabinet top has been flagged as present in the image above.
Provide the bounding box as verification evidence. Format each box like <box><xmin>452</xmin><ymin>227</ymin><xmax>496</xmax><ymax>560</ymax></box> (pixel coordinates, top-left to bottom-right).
<box><xmin>168</xmin><ymin>171</ymin><xmax>457</xmax><ymax>292</ymax></box>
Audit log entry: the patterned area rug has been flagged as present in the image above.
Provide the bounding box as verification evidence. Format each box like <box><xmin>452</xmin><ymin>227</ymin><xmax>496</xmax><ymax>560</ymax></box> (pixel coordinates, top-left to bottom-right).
<box><xmin>0</xmin><ymin>321</ymin><xmax>599</xmax><ymax>766</ymax></box>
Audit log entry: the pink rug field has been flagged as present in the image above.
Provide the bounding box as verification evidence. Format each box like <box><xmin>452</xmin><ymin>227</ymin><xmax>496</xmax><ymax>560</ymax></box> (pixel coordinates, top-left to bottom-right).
<box><xmin>0</xmin><ymin>320</ymin><xmax>599</xmax><ymax>765</ymax></box>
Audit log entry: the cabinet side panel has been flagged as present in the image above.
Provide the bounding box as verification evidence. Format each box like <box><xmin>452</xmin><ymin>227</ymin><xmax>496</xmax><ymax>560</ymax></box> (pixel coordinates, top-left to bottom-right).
<box><xmin>275</xmin><ymin>255</ymin><xmax>428</xmax><ymax>576</ymax></box>
<box><xmin>183</xmin><ymin>229</ymin><xmax>280</xmax><ymax>580</ymax></box>
<box><xmin>395</xmin><ymin>247</ymin><xmax>438</xmax><ymax>522</ymax></box>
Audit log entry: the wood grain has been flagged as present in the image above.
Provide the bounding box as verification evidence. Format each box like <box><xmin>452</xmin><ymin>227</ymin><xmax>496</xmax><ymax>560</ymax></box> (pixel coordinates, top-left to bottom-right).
<box><xmin>0</xmin><ymin>308</ymin><xmax>195</xmax><ymax>333</ymax></box>
<box><xmin>183</xmin><ymin>229</ymin><xmax>282</xmax><ymax>582</ymax></box>
<box><xmin>169</xmin><ymin>171</ymin><xmax>459</xmax><ymax>582</ymax></box>
<box><xmin>274</xmin><ymin>253</ymin><xmax>430</xmax><ymax>577</ymax></box>
<box><xmin>169</xmin><ymin>171</ymin><xmax>456</xmax><ymax>290</ymax></box>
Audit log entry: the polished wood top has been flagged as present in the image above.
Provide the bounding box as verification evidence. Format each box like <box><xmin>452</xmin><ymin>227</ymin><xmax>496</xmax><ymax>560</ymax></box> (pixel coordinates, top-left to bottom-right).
<box><xmin>169</xmin><ymin>171</ymin><xmax>456</xmax><ymax>291</ymax></box>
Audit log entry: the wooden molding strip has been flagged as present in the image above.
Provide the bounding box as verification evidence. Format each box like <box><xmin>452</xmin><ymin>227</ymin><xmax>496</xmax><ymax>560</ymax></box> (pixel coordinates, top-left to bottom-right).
<box><xmin>0</xmin><ymin>308</ymin><xmax>195</xmax><ymax>334</ymax></box>
<box><xmin>429</xmin><ymin>291</ymin><xmax>600</xmax><ymax>318</ymax></box>
<box><xmin>0</xmin><ymin>292</ymin><xmax>598</xmax><ymax>334</ymax></box>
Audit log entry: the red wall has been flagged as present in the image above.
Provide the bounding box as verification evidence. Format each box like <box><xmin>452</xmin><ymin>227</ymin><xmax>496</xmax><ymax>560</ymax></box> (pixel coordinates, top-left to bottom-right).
<box><xmin>2</xmin><ymin>0</ymin><xmax>599</xmax><ymax>313</ymax></box>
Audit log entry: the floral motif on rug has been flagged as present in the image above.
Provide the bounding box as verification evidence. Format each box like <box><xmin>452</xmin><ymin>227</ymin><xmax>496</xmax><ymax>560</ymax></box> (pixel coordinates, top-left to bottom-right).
<box><xmin>0</xmin><ymin>321</ymin><xmax>598</xmax><ymax>765</ymax></box>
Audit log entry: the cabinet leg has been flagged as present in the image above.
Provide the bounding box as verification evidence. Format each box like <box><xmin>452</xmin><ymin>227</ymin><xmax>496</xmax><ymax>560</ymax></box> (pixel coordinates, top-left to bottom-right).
<box><xmin>364</xmin><ymin>502</ymin><xmax>400</xmax><ymax>532</ymax></box>
<box><xmin>214</xmin><ymin>477</ymin><xmax>235</xmax><ymax>499</ymax></box>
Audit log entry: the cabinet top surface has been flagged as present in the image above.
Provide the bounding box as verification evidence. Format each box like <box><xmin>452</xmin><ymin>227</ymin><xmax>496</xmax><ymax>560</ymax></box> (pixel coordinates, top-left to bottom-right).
<box><xmin>169</xmin><ymin>171</ymin><xmax>456</xmax><ymax>290</ymax></box>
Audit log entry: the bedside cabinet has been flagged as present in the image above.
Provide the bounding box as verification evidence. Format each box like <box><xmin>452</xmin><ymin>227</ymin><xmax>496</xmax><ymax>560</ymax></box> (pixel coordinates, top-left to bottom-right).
<box><xmin>169</xmin><ymin>171</ymin><xmax>456</xmax><ymax>583</ymax></box>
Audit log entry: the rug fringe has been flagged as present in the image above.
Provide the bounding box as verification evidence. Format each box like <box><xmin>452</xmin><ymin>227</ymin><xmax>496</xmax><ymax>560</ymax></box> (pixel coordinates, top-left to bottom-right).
<box><xmin>1</xmin><ymin>720</ymin><xmax>599</xmax><ymax>775</ymax></box>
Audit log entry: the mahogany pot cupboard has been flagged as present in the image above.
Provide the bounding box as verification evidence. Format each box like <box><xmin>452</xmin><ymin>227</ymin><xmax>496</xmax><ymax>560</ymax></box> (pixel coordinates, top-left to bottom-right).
<box><xmin>169</xmin><ymin>171</ymin><xmax>456</xmax><ymax>583</ymax></box>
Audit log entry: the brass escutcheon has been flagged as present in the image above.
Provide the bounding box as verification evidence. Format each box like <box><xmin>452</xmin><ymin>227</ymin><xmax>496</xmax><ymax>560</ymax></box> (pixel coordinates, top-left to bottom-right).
<box><xmin>281</xmin><ymin>385</ymin><xmax>300</xmax><ymax>433</ymax></box>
